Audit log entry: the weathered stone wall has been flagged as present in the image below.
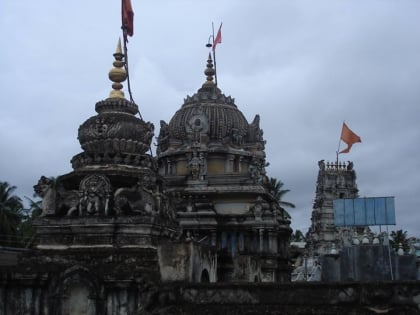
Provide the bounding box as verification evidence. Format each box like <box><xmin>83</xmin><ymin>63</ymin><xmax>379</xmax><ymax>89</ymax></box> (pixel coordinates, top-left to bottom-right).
<box><xmin>158</xmin><ymin>241</ymin><xmax>217</xmax><ymax>283</ymax></box>
<box><xmin>152</xmin><ymin>282</ymin><xmax>420</xmax><ymax>315</ymax></box>
<box><xmin>1</xmin><ymin>273</ymin><xmax>420</xmax><ymax>315</ymax></box>
<box><xmin>321</xmin><ymin>245</ymin><xmax>417</xmax><ymax>282</ymax></box>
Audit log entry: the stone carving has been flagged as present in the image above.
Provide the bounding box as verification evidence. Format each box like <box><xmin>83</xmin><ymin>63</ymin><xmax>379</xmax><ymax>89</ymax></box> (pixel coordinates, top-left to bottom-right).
<box><xmin>157</xmin><ymin>120</ymin><xmax>169</xmax><ymax>154</ymax></box>
<box><xmin>247</xmin><ymin>115</ymin><xmax>266</xmax><ymax>149</ymax></box>
<box><xmin>250</xmin><ymin>196</ymin><xmax>269</xmax><ymax>220</ymax></box>
<box><xmin>79</xmin><ymin>175</ymin><xmax>111</xmax><ymax>216</ymax></box>
<box><xmin>114</xmin><ymin>178</ymin><xmax>157</xmax><ymax>215</ymax></box>
<box><xmin>232</xmin><ymin>128</ymin><xmax>246</xmax><ymax>145</ymax></box>
<box><xmin>313</xmin><ymin>197</ymin><xmax>323</xmax><ymax>209</ymax></box>
<box><xmin>34</xmin><ymin>176</ymin><xmax>79</xmax><ymax>216</ymax></box>
<box><xmin>89</xmin><ymin>117</ymin><xmax>121</xmax><ymax>138</ymax></box>
<box><xmin>187</xmin><ymin>151</ymin><xmax>206</xmax><ymax>180</ymax></box>
<box><xmin>318</xmin><ymin>159</ymin><xmax>325</xmax><ymax>170</ymax></box>
<box><xmin>144</xmin><ymin>121</ymin><xmax>155</xmax><ymax>149</ymax></box>
<box><xmin>185</xmin><ymin>108</ymin><xmax>209</xmax><ymax>145</ymax></box>
<box><xmin>34</xmin><ymin>176</ymin><xmax>57</xmax><ymax>216</ymax></box>
<box><xmin>248</xmin><ymin>157</ymin><xmax>267</xmax><ymax>183</ymax></box>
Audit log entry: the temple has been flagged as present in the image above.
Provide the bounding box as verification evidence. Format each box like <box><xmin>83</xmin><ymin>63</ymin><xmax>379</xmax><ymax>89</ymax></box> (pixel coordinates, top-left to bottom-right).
<box><xmin>0</xmin><ymin>21</ymin><xmax>419</xmax><ymax>315</ymax></box>
<box><xmin>157</xmin><ymin>54</ymin><xmax>291</xmax><ymax>282</ymax></box>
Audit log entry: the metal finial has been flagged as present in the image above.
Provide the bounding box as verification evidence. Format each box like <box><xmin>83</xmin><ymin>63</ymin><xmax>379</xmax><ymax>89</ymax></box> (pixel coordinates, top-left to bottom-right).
<box><xmin>203</xmin><ymin>53</ymin><xmax>215</xmax><ymax>86</ymax></box>
<box><xmin>108</xmin><ymin>38</ymin><xmax>127</xmax><ymax>99</ymax></box>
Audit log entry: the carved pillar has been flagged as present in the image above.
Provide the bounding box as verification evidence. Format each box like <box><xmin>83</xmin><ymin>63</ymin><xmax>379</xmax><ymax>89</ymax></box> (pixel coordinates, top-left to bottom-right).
<box><xmin>259</xmin><ymin>229</ymin><xmax>264</xmax><ymax>253</ymax></box>
<box><xmin>211</xmin><ymin>230</ymin><xmax>217</xmax><ymax>247</ymax></box>
<box><xmin>167</xmin><ymin>159</ymin><xmax>174</xmax><ymax>175</ymax></box>
<box><xmin>225</xmin><ymin>154</ymin><xmax>234</xmax><ymax>173</ymax></box>
<box><xmin>238</xmin><ymin>156</ymin><xmax>243</xmax><ymax>173</ymax></box>
<box><xmin>268</xmin><ymin>231</ymin><xmax>278</xmax><ymax>254</ymax></box>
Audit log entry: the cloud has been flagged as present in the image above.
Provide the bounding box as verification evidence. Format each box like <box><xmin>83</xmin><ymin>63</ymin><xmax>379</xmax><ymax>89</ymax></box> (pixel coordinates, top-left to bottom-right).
<box><xmin>1</xmin><ymin>0</ymin><xmax>419</xmax><ymax>237</ymax></box>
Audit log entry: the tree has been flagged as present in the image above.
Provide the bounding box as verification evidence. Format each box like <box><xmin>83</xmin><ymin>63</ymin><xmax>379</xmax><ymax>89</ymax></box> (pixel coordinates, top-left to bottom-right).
<box><xmin>0</xmin><ymin>181</ymin><xmax>24</xmax><ymax>247</ymax></box>
<box><xmin>268</xmin><ymin>177</ymin><xmax>296</xmax><ymax>209</ymax></box>
<box><xmin>19</xmin><ymin>196</ymin><xmax>42</xmax><ymax>247</ymax></box>
<box><xmin>390</xmin><ymin>229</ymin><xmax>409</xmax><ymax>252</ymax></box>
<box><xmin>291</xmin><ymin>229</ymin><xmax>306</xmax><ymax>242</ymax></box>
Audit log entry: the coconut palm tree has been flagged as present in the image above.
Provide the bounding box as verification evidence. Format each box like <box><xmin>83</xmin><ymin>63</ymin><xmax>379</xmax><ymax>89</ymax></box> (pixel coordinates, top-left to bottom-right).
<box><xmin>0</xmin><ymin>181</ymin><xmax>24</xmax><ymax>247</ymax></box>
<box><xmin>268</xmin><ymin>177</ymin><xmax>295</xmax><ymax>209</ymax></box>
<box><xmin>19</xmin><ymin>196</ymin><xmax>42</xmax><ymax>247</ymax></box>
<box><xmin>291</xmin><ymin>229</ymin><xmax>306</xmax><ymax>242</ymax></box>
<box><xmin>390</xmin><ymin>229</ymin><xmax>409</xmax><ymax>252</ymax></box>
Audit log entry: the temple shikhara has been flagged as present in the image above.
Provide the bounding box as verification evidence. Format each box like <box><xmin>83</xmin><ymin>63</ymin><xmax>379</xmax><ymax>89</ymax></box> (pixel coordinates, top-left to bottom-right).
<box><xmin>1</xmin><ymin>4</ymin><xmax>419</xmax><ymax>315</ymax></box>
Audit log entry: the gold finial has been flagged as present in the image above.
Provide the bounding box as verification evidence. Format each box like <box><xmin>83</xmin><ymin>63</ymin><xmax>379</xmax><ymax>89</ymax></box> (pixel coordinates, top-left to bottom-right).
<box><xmin>108</xmin><ymin>38</ymin><xmax>127</xmax><ymax>99</ymax></box>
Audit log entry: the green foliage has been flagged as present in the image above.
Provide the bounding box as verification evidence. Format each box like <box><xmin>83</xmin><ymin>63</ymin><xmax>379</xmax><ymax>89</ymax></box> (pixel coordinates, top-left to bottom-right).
<box><xmin>0</xmin><ymin>181</ymin><xmax>24</xmax><ymax>246</ymax></box>
<box><xmin>0</xmin><ymin>181</ymin><xmax>43</xmax><ymax>247</ymax></box>
<box><xmin>390</xmin><ymin>229</ymin><xmax>409</xmax><ymax>252</ymax></box>
<box><xmin>291</xmin><ymin>229</ymin><xmax>306</xmax><ymax>242</ymax></box>
<box><xmin>19</xmin><ymin>197</ymin><xmax>42</xmax><ymax>247</ymax></box>
<box><xmin>268</xmin><ymin>177</ymin><xmax>296</xmax><ymax>209</ymax></box>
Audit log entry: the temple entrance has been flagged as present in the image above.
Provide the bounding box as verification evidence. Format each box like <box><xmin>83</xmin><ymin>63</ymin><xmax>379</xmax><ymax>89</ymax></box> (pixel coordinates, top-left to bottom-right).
<box><xmin>62</xmin><ymin>285</ymin><xmax>96</xmax><ymax>315</ymax></box>
<box><xmin>200</xmin><ymin>269</ymin><xmax>210</xmax><ymax>283</ymax></box>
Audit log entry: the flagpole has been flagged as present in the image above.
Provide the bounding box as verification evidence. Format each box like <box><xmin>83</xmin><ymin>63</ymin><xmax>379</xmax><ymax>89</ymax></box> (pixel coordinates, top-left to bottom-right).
<box><xmin>122</xmin><ymin>37</ymin><xmax>133</xmax><ymax>102</ymax></box>
<box><xmin>121</xmin><ymin>1</ymin><xmax>141</xmax><ymax>119</ymax></box>
<box><xmin>212</xmin><ymin>22</ymin><xmax>218</xmax><ymax>86</ymax></box>
<box><xmin>336</xmin><ymin>121</ymin><xmax>344</xmax><ymax>164</ymax></box>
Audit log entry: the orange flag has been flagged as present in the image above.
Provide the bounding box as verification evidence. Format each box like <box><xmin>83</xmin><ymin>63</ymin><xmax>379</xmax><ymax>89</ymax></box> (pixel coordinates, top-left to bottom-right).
<box><xmin>122</xmin><ymin>0</ymin><xmax>134</xmax><ymax>39</ymax></box>
<box><xmin>339</xmin><ymin>123</ymin><xmax>361</xmax><ymax>154</ymax></box>
<box><xmin>212</xmin><ymin>23</ymin><xmax>222</xmax><ymax>51</ymax></box>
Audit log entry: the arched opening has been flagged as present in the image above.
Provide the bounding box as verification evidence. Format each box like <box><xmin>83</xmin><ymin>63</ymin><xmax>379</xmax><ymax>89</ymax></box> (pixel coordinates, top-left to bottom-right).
<box><xmin>62</xmin><ymin>284</ymin><xmax>96</xmax><ymax>315</ymax></box>
<box><xmin>200</xmin><ymin>269</ymin><xmax>210</xmax><ymax>283</ymax></box>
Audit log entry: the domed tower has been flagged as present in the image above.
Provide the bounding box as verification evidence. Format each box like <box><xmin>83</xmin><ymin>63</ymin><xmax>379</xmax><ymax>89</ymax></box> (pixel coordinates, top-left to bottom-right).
<box><xmin>157</xmin><ymin>55</ymin><xmax>292</xmax><ymax>282</ymax></box>
<box><xmin>34</xmin><ymin>39</ymin><xmax>177</xmax><ymax>249</ymax></box>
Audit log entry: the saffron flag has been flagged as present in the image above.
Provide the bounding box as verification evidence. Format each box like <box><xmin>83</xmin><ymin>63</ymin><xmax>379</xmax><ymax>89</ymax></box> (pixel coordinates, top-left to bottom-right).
<box><xmin>212</xmin><ymin>23</ymin><xmax>222</xmax><ymax>51</ymax></box>
<box><xmin>339</xmin><ymin>123</ymin><xmax>361</xmax><ymax>154</ymax></box>
<box><xmin>122</xmin><ymin>0</ymin><xmax>134</xmax><ymax>38</ymax></box>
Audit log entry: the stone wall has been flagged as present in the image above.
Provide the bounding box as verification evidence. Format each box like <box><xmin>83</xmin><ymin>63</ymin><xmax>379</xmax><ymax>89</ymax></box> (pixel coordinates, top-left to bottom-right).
<box><xmin>151</xmin><ymin>282</ymin><xmax>420</xmax><ymax>315</ymax></box>
<box><xmin>1</xmin><ymin>272</ymin><xmax>420</xmax><ymax>314</ymax></box>
<box><xmin>321</xmin><ymin>245</ymin><xmax>417</xmax><ymax>282</ymax></box>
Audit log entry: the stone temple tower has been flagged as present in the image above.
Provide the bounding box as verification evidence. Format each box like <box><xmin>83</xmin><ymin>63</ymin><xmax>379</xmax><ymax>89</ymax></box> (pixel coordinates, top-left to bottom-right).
<box><xmin>28</xmin><ymin>40</ymin><xmax>178</xmax><ymax>313</ymax></box>
<box><xmin>156</xmin><ymin>54</ymin><xmax>292</xmax><ymax>282</ymax></box>
<box><xmin>308</xmin><ymin>160</ymin><xmax>358</xmax><ymax>255</ymax></box>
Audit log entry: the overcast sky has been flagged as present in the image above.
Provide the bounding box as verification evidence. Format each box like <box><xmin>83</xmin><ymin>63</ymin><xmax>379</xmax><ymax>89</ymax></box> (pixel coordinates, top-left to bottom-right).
<box><xmin>1</xmin><ymin>1</ymin><xmax>419</xmax><ymax>237</ymax></box>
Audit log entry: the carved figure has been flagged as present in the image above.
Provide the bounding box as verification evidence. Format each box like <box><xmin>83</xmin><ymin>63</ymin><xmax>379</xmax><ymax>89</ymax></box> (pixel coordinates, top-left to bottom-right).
<box><xmin>144</xmin><ymin>121</ymin><xmax>155</xmax><ymax>148</ymax></box>
<box><xmin>186</xmin><ymin>108</ymin><xmax>209</xmax><ymax>145</ymax></box>
<box><xmin>188</xmin><ymin>151</ymin><xmax>203</xmax><ymax>180</ymax></box>
<box><xmin>248</xmin><ymin>157</ymin><xmax>263</xmax><ymax>183</ymax></box>
<box><xmin>247</xmin><ymin>115</ymin><xmax>265</xmax><ymax>149</ymax></box>
<box><xmin>34</xmin><ymin>176</ymin><xmax>79</xmax><ymax>216</ymax></box>
<box><xmin>114</xmin><ymin>180</ymin><xmax>156</xmax><ymax>215</ymax></box>
<box><xmin>157</xmin><ymin>120</ymin><xmax>169</xmax><ymax>154</ymax></box>
<box><xmin>199</xmin><ymin>152</ymin><xmax>207</xmax><ymax>180</ymax></box>
<box><xmin>79</xmin><ymin>175</ymin><xmax>111</xmax><ymax>216</ymax></box>
<box><xmin>313</xmin><ymin>197</ymin><xmax>324</xmax><ymax>209</ymax></box>
<box><xmin>34</xmin><ymin>176</ymin><xmax>57</xmax><ymax>216</ymax></box>
<box><xmin>318</xmin><ymin>160</ymin><xmax>325</xmax><ymax>170</ymax></box>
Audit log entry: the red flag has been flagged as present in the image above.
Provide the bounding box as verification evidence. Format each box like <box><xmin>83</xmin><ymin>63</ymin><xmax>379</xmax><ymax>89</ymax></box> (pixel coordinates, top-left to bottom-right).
<box><xmin>339</xmin><ymin>123</ymin><xmax>361</xmax><ymax>154</ymax></box>
<box><xmin>122</xmin><ymin>0</ymin><xmax>134</xmax><ymax>38</ymax></box>
<box><xmin>212</xmin><ymin>23</ymin><xmax>222</xmax><ymax>51</ymax></box>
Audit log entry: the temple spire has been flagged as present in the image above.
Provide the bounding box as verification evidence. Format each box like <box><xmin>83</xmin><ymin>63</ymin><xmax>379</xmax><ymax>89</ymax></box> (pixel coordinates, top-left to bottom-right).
<box><xmin>108</xmin><ymin>38</ymin><xmax>127</xmax><ymax>99</ymax></box>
